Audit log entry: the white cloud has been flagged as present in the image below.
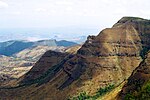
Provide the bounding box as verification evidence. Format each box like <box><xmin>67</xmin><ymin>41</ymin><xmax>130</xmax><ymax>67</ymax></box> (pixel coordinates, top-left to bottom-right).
<box><xmin>0</xmin><ymin>1</ymin><xmax>8</xmax><ymax>9</ymax></box>
<box><xmin>26</xmin><ymin>37</ymin><xmax>48</xmax><ymax>41</ymax></box>
<box><xmin>0</xmin><ymin>0</ymin><xmax>150</xmax><ymax>29</ymax></box>
<box><xmin>11</xmin><ymin>11</ymin><xmax>22</xmax><ymax>15</ymax></box>
<box><xmin>55</xmin><ymin>0</ymin><xmax>73</xmax><ymax>6</ymax></box>
<box><xmin>35</xmin><ymin>8</ymin><xmax>47</xmax><ymax>13</ymax></box>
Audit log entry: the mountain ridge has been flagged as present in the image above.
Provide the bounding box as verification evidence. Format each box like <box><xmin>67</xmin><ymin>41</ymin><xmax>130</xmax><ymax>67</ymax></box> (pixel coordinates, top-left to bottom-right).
<box><xmin>0</xmin><ymin>17</ymin><xmax>150</xmax><ymax>100</ymax></box>
<box><xmin>0</xmin><ymin>39</ymin><xmax>78</xmax><ymax>56</ymax></box>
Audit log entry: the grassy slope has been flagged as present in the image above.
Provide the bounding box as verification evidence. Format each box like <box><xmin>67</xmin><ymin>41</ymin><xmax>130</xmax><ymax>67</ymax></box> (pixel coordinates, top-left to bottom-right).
<box><xmin>98</xmin><ymin>81</ymin><xmax>126</xmax><ymax>100</ymax></box>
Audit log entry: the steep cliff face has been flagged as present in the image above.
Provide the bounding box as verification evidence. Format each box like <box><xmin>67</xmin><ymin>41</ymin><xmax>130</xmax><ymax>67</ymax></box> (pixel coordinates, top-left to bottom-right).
<box><xmin>119</xmin><ymin>51</ymin><xmax>150</xmax><ymax>99</ymax></box>
<box><xmin>57</xmin><ymin>17</ymin><xmax>150</xmax><ymax>96</ymax></box>
<box><xmin>0</xmin><ymin>17</ymin><xmax>150</xmax><ymax>100</ymax></box>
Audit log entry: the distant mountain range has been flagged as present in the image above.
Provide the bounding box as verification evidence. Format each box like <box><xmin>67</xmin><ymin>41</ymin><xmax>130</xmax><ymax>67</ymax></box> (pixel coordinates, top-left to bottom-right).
<box><xmin>0</xmin><ymin>45</ymin><xmax>68</xmax><ymax>83</ymax></box>
<box><xmin>0</xmin><ymin>39</ymin><xmax>78</xmax><ymax>56</ymax></box>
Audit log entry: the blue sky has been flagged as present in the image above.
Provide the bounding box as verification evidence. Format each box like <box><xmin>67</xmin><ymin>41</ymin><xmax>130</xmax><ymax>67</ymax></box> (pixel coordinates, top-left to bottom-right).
<box><xmin>0</xmin><ymin>0</ymin><xmax>150</xmax><ymax>41</ymax></box>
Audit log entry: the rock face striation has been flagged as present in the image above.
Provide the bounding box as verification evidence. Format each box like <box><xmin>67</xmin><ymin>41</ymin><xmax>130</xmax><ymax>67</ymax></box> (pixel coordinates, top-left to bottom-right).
<box><xmin>119</xmin><ymin>51</ymin><xmax>150</xmax><ymax>99</ymax></box>
<box><xmin>18</xmin><ymin>45</ymin><xmax>81</xmax><ymax>85</ymax></box>
<box><xmin>0</xmin><ymin>17</ymin><xmax>150</xmax><ymax>100</ymax></box>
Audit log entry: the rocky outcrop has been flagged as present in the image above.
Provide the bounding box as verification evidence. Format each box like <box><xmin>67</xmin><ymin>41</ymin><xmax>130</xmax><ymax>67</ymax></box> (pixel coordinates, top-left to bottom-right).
<box><xmin>57</xmin><ymin>17</ymin><xmax>150</xmax><ymax>94</ymax></box>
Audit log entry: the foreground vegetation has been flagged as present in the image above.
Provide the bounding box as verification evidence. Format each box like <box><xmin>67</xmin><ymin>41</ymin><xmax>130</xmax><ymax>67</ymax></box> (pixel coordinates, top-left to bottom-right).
<box><xmin>69</xmin><ymin>84</ymin><xmax>115</xmax><ymax>100</ymax></box>
<box><xmin>125</xmin><ymin>81</ymin><xmax>150</xmax><ymax>100</ymax></box>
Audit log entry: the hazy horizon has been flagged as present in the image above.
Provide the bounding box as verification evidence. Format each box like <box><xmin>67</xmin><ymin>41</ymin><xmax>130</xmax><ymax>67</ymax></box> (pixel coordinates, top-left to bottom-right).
<box><xmin>0</xmin><ymin>27</ymin><xmax>100</xmax><ymax>42</ymax></box>
<box><xmin>0</xmin><ymin>0</ymin><xmax>150</xmax><ymax>41</ymax></box>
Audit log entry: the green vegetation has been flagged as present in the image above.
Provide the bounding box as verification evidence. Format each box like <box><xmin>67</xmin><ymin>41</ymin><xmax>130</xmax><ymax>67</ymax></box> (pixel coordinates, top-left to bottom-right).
<box><xmin>69</xmin><ymin>92</ymin><xmax>91</xmax><ymax>100</ymax></box>
<box><xmin>68</xmin><ymin>84</ymin><xmax>115</xmax><ymax>100</ymax></box>
<box><xmin>124</xmin><ymin>93</ymin><xmax>135</xmax><ymax>100</ymax></box>
<box><xmin>94</xmin><ymin>84</ymin><xmax>114</xmax><ymax>98</ymax></box>
<box><xmin>124</xmin><ymin>81</ymin><xmax>150</xmax><ymax>100</ymax></box>
<box><xmin>140</xmin><ymin>47</ymin><xmax>149</xmax><ymax>59</ymax></box>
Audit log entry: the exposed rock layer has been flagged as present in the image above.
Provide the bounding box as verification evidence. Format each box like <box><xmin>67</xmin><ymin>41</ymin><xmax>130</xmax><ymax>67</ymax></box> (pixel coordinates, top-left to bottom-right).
<box><xmin>119</xmin><ymin>51</ymin><xmax>150</xmax><ymax>99</ymax></box>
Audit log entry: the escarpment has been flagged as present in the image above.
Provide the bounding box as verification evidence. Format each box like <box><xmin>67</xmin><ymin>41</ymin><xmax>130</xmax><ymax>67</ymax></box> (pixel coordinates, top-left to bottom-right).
<box><xmin>0</xmin><ymin>17</ymin><xmax>150</xmax><ymax>100</ymax></box>
<box><xmin>119</xmin><ymin>51</ymin><xmax>150</xmax><ymax>99</ymax></box>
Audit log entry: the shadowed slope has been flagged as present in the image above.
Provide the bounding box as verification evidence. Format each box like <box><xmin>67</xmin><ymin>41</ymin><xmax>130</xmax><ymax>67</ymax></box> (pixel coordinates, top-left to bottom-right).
<box><xmin>118</xmin><ymin>51</ymin><xmax>150</xmax><ymax>99</ymax></box>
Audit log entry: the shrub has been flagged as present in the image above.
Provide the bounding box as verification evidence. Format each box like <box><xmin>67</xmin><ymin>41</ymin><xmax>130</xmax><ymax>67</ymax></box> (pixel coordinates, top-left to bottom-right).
<box><xmin>69</xmin><ymin>92</ymin><xmax>90</xmax><ymax>100</ymax></box>
<box><xmin>69</xmin><ymin>84</ymin><xmax>115</xmax><ymax>100</ymax></box>
<box><xmin>124</xmin><ymin>93</ymin><xmax>135</xmax><ymax>100</ymax></box>
<box><xmin>124</xmin><ymin>81</ymin><xmax>150</xmax><ymax>100</ymax></box>
<box><xmin>140</xmin><ymin>47</ymin><xmax>149</xmax><ymax>59</ymax></box>
<box><xmin>96</xmin><ymin>84</ymin><xmax>114</xmax><ymax>96</ymax></box>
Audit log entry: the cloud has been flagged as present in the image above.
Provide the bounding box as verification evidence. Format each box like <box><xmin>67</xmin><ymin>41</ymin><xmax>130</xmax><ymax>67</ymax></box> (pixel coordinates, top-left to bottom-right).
<box><xmin>35</xmin><ymin>8</ymin><xmax>47</xmax><ymax>13</ymax></box>
<box><xmin>0</xmin><ymin>0</ymin><xmax>150</xmax><ymax>29</ymax></box>
<box><xmin>0</xmin><ymin>1</ymin><xmax>8</xmax><ymax>9</ymax></box>
<box><xmin>55</xmin><ymin>0</ymin><xmax>73</xmax><ymax>6</ymax></box>
<box><xmin>11</xmin><ymin>11</ymin><xmax>22</xmax><ymax>15</ymax></box>
<box><xmin>26</xmin><ymin>37</ymin><xmax>49</xmax><ymax>41</ymax></box>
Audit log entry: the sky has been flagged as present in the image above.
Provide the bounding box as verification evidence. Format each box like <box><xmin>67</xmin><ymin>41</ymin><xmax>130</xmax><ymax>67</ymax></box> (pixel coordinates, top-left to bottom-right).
<box><xmin>0</xmin><ymin>0</ymin><xmax>150</xmax><ymax>41</ymax></box>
